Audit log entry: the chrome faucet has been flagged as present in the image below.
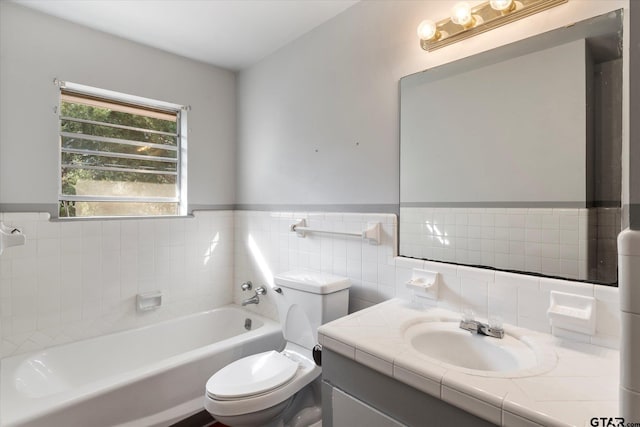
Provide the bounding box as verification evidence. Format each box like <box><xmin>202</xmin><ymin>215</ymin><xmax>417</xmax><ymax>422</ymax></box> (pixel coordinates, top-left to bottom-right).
<box><xmin>459</xmin><ymin>311</ymin><xmax>504</xmax><ymax>339</ymax></box>
<box><xmin>242</xmin><ymin>286</ymin><xmax>266</xmax><ymax>306</ymax></box>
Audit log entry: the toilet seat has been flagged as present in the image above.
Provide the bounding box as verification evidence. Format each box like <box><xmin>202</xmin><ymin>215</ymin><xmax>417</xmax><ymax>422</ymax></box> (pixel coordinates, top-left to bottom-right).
<box><xmin>204</xmin><ymin>343</ymin><xmax>321</xmax><ymax>417</ymax></box>
<box><xmin>206</xmin><ymin>351</ymin><xmax>299</xmax><ymax>400</ymax></box>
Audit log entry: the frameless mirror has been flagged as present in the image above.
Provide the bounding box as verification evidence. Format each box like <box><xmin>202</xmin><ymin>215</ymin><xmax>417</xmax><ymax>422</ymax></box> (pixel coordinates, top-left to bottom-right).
<box><xmin>400</xmin><ymin>10</ymin><xmax>623</xmax><ymax>285</ymax></box>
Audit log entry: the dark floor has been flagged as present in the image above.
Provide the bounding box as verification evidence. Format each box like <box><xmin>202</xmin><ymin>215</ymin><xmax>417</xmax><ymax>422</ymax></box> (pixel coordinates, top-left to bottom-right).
<box><xmin>169</xmin><ymin>410</ymin><xmax>227</xmax><ymax>427</ymax></box>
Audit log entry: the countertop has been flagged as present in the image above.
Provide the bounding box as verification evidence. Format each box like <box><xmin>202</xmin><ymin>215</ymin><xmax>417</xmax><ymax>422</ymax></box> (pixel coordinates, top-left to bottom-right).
<box><xmin>317</xmin><ymin>298</ymin><xmax>619</xmax><ymax>427</ymax></box>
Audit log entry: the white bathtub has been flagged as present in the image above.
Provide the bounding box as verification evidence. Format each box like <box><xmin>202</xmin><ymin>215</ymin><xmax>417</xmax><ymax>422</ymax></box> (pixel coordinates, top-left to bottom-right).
<box><xmin>0</xmin><ymin>305</ymin><xmax>284</xmax><ymax>427</ymax></box>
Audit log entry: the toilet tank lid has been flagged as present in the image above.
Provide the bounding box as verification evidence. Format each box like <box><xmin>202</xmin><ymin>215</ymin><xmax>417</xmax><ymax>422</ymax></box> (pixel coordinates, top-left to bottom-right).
<box><xmin>274</xmin><ymin>270</ymin><xmax>351</xmax><ymax>294</ymax></box>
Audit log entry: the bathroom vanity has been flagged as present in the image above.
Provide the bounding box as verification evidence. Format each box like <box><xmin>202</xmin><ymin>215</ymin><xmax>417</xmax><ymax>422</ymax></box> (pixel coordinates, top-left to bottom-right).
<box><xmin>321</xmin><ymin>349</ymin><xmax>495</xmax><ymax>426</ymax></box>
<box><xmin>319</xmin><ymin>299</ymin><xmax>619</xmax><ymax>426</ymax></box>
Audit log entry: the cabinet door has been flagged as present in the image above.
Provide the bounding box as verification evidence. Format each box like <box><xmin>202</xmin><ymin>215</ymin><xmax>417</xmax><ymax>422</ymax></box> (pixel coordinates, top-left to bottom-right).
<box><xmin>332</xmin><ymin>387</ymin><xmax>406</xmax><ymax>427</ymax></box>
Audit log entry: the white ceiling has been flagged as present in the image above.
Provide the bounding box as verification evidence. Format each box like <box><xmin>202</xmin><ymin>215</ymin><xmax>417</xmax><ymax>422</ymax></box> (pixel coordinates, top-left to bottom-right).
<box><xmin>13</xmin><ymin>0</ymin><xmax>359</xmax><ymax>70</ymax></box>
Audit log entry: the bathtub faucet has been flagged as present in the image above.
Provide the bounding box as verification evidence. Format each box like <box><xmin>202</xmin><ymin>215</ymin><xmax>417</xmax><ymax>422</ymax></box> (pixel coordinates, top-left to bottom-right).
<box><xmin>242</xmin><ymin>286</ymin><xmax>267</xmax><ymax>306</ymax></box>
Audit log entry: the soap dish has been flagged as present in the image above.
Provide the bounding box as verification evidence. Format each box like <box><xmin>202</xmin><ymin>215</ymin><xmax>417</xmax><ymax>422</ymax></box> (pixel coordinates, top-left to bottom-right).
<box><xmin>547</xmin><ymin>291</ymin><xmax>596</xmax><ymax>335</ymax></box>
<box><xmin>136</xmin><ymin>291</ymin><xmax>162</xmax><ymax>312</ymax></box>
<box><xmin>406</xmin><ymin>268</ymin><xmax>439</xmax><ymax>300</ymax></box>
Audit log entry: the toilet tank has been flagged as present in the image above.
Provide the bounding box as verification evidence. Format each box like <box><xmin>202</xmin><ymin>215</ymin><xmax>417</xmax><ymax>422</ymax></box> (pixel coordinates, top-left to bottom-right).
<box><xmin>274</xmin><ymin>271</ymin><xmax>350</xmax><ymax>350</ymax></box>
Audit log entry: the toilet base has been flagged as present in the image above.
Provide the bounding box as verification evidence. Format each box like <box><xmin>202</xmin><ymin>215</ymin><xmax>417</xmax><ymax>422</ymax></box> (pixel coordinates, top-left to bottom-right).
<box><xmin>282</xmin><ymin>379</ymin><xmax>321</xmax><ymax>427</ymax></box>
<box><xmin>209</xmin><ymin>379</ymin><xmax>322</xmax><ymax>427</ymax></box>
<box><xmin>286</xmin><ymin>404</ymin><xmax>322</xmax><ymax>427</ymax></box>
<box><xmin>211</xmin><ymin>398</ymin><xmax>289</xmax><ymax>427</ymax></box>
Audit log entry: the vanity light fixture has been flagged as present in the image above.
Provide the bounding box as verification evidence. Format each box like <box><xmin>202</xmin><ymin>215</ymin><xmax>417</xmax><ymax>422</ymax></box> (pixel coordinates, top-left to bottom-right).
<box><xmin>418</xmin><ymin>0</ymin><xmax>567</xmax><ymax>51</ymax></box>
<box><xmin>450</xmin><ymin>2</ymin><xmax>476</xmax><ymax>29</ymax></box>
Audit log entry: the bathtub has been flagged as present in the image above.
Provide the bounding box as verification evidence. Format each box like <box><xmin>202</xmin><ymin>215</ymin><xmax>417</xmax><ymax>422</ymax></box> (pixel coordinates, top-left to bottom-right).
<box><xmin>0</xmin><ymin>305</ymin><xmax>284</xmax><ymax>427</ymax></box>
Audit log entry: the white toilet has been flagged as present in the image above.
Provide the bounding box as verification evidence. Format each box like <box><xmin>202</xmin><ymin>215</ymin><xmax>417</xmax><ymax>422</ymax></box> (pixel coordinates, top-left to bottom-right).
<box><xmin>204</xmin><ymin>271</ymin><xmax>351</xmax><ymax>427</ymax></box>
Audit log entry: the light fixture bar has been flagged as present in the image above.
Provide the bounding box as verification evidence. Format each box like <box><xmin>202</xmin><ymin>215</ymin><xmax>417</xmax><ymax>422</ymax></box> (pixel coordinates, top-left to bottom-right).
<box><xmin>420</xmin><ymin>0</ymin><xmax>568</xmax><ymax>52</ymax></box>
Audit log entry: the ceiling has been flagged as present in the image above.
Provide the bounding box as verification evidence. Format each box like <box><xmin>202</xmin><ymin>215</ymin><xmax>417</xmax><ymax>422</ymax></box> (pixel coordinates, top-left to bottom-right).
<box><xmin>13</xmin><ymin>0</ymin><xmax>359</xmax><ymax>70</ymax></box>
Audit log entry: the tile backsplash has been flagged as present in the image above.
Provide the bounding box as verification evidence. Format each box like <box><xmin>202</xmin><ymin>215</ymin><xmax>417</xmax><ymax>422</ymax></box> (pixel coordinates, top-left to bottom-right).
<box><xmin>0</xmin><ymin>211</ymin><xmax>233</xmax><ymax>358</ymax></box>
<box><xmin>0</xmin><ymin>209</ymin><xmax>620</xmax><ymax>358</ymax></box>
<box><xmin>396</xmin><ymin>258</ymin><xmax>620</xmax><ymax>349</ymax></box>
<box><xmin>233</xmin><ymin>211</ymin><xmax>398</xmax><ymax>318</ymax></box>
<box><xmin>234</xmin><ymin>211</ymin><xmax>620</xmax><ymax>349</ymax></box>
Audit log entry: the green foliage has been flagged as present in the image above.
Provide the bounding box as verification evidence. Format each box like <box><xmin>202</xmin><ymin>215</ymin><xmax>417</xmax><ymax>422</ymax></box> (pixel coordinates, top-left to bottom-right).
<box><xmin>59</xmin><ymin>100</ymin><xmax>180</xmax><ymax>217</ymax></box>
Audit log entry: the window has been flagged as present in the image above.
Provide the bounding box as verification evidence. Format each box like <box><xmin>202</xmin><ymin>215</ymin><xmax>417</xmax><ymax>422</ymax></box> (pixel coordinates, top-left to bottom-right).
<box><xmin>58</xmin><ymin>82</ymin><xmax>187</xmax><ymax>218</ymax></box>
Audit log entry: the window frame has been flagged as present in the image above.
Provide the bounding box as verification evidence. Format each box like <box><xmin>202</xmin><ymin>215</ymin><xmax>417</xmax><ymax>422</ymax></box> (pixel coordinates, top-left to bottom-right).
<box><xmin>56</xmin><ymin>81</ymin><xmax>188</xmax><ymax>219</ymax></box>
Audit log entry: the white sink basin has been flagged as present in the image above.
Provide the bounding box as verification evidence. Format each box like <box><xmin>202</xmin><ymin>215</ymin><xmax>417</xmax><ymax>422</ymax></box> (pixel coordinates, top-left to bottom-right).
<box><xmin>404</xmin><ymin>321</ymin><xmax>556</xmax><ymax>377</ymax></box>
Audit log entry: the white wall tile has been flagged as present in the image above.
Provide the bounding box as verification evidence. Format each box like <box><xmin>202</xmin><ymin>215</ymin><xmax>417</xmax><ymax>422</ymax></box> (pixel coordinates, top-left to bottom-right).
<box><xmin>517</xmin><ymin>285</ymin><xmax>551</xmax><ymax>334</ymax></box>
<box><xmin>0</xmin><ymin>211</ymin><xmax>234</xmax><ymax>358</ymax></box>
<box><xmin>235</xmin><ymin>212</ymin><xmax>397</xmax><ymax>317</ymax></box>
<box><xmin>2</xmin><ymin>209</ymin><xmax>619</xmax><ymax>359</ymax></box>
<box><xmin>460</xmin><ymin>277</ymin><xmax>489</xmax><ymax>319</ymax></box>
<box><xmin>517</xmin><ymin>316</ymin><xmax>551</xmax><ymax>334</ymax></box>
<box><xmin>495</xmin><ymin>271</ymin><xmax>539</xmax><ymax>289</ymax></box>
<box><xmin>423</xmin><ymin>260</ymin><xmax>457</xmax><ymax>276</ymax></box>
<box><xmin>621</xmin><ymin>311</ymin><xmax>640</xmax><ymax>393</ymax></box>
<box><xmin>551</xmin><ymin>327</ymin><xmax>591</xmax><ymax>344</ymax></box>
<box><xmin>434</xmin><ymin>272</ymin><xmax>462</xmax><ymax>312</ymax></box>
<box><xmin>620</xmin><ymin>253</ymin><xmax>640</xmax><ymax>315</ymax></box>
<box><xmin>591</xmin><ymin>334</ymin><xmax>620</xmax><ymax>349</ymax></box>
<box><xmin>458</xmin><ymin>265</ymin><xmax>495</xmax><ymax>282</ymax></box>
<box><xmin>488</xmin><ymin>281</ymin><xmax>518</xmax><ymax>325</ymax></box>
<box><xmin>539</xmin><ymin>277</ymin><xmax>593</xmax><ymax>296</ymax></box>
<box><xmin>618</xmin><ymin>228</ymin><xmax>640</xmax><ymax>256</ymax></box>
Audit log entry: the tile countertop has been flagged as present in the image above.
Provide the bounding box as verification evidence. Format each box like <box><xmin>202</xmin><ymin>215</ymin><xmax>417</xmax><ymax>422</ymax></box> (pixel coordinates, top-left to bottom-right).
<box><xmin>317</xmin><ymin>298</ymin><xmax>619</xmax><ymax>427</ymax></box>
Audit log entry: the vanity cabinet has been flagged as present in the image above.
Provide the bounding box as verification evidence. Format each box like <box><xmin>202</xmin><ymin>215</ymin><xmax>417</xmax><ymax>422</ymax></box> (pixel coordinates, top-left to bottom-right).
<box><xmin>321</xmin><ymin>348</ymin><xmax>496</xmax><ymax>427</ymax></box>
<box><xmin>332</xmin><ymin>387</ymin><xmax>404</xmax><ymax>427</ymax></box>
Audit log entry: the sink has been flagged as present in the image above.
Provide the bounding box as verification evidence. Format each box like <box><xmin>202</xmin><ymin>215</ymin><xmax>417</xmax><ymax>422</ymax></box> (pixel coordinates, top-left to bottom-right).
<box><xmin>403</xmin><ymin>321</ymin><xmax>556</xmax><ymax>377</ymax></box>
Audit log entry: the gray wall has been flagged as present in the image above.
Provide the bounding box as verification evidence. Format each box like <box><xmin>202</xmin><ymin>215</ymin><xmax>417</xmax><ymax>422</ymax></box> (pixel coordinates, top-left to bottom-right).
<box><xmin>0</xmin><ymin>2</ymin><xmax>236</xmax><ymax>213</ymax></box>
<box><xmin>236</xmin><ymin>1</ymin><xmax>625</xmax><ymax>211</ymax></box>
<box><xmin>235</xmin><ymin>1</ymin><xmax>402</xmax><ymax>209</ymax></box>
<box><xmin>401</xmin><ymin>39</ymin><xmax>586</xmax><ymax>205</ymax></box>
<box><xmin>0</xmin><ymin>1</ymin><xmax>629</xmax><ymax>215</ymax></box>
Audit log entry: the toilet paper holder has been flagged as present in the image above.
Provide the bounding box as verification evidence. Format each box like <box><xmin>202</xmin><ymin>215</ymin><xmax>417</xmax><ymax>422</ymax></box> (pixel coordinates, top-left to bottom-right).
<box><xmin>0</xmin><ymin>221</ymin><xmax>26</xmax><ymax>255</ymax></box>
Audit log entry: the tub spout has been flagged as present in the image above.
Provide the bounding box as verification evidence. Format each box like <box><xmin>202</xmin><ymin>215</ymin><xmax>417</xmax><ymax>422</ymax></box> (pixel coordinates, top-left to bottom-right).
<box><xmin>242</xmin><ymin>294</ymin><xmax>260</xmax><ymax>306</ymax></box>
<box><xmin>241</xmin><ymin>286</ymin><xmax>266</xmax><ymax>306</ymax></box>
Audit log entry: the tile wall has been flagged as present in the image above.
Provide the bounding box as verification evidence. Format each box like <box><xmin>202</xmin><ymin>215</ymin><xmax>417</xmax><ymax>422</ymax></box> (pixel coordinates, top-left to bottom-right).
<box><xmin>0</xmin><ymin>209</ymin><xmax>621</xmax><ymax>359</ymax></box>
<box><xmin>0</xmin><ymin>211</ymin><xmax>234</xmax><ymax>358</ymax></box>
<box><xmin>400</xmin><ymin>207</ymin><xmax>588</xmax><ymax>280</ymax></box>
<box><xmin>235</xmin><ymin>211</ymin><xmax>620</xmax><ymax>349</ymax></box>
<box><xmin>233</xmin><ymin>211</ymin><xmax>398</xmax><ymax>318</ymax></box>
<box><xmin>618</xmin><ymin>228</ymin><xmax>640</xmax><ymax>419</ymax></box>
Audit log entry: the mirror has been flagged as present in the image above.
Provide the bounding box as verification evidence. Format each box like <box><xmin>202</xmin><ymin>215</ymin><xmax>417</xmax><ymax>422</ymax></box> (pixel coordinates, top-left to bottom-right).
<box><xmin>400</xmin><ymin>10</ymin><xmax>623</xmax><ymax>285</ymax></box>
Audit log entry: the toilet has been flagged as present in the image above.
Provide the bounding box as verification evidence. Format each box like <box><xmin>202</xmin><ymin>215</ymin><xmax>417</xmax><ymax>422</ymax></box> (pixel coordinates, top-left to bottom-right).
<box><xmin>204</xmin><ymin>270</ymin><xmax>351</xmax><ymax>427</ymax></box>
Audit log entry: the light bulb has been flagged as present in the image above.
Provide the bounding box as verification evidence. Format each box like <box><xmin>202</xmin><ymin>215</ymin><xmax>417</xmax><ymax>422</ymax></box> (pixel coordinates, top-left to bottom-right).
<box><xmin>490</xmin><ymin>0</ymin><xmax>514</xmax><ymax>12</ymax></box>
<box><xmin>450</xmin><ymin>2</ymin><xmax>474</xmax><ymax>27</ymax></box>
<box><xmin>417</xmin><ymin>20</ymin><xmax>438</xmax><ymax>41</ymax></box>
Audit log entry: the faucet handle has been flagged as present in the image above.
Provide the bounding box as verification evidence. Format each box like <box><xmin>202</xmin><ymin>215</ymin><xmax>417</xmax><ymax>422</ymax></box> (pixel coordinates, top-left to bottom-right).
<box><xmin>462</xmin><ymin>308</ymin><xmax>475</xmax><ymax>322</ymax></box>
<box><xmin>488</xmin><ymin>315</ymin><xmax>503</xmax><ymax>330</ymax></box>
<box><xmin>255</xmin><ymin>286</ymin><xmax>267</xmax><ymax>295</ymax></box>
<box><xmin>241</xmin><ymin>281</ymin><xmax>252</xmax><ymax>291</ymax></box>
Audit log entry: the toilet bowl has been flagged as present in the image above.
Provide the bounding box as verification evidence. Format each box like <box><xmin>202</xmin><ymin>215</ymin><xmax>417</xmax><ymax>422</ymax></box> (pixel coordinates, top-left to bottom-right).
<box><xmin>204</xmin><ymin>271</ymin><xmax>350</xmax><ymax>427</ymax></box>
<box><xmin>204</xmin><ymin>343</ymin><xmax>320</xmax><ymax>427</ymax></box>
